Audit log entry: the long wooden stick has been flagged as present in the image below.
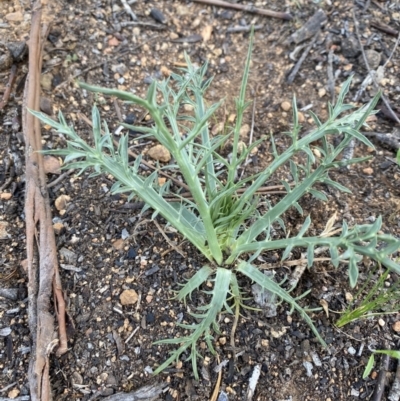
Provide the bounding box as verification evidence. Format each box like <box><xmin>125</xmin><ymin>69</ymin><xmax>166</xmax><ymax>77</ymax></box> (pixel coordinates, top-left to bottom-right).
<box><xmin>23</xmin><ymin>1</ymin><xmax>67</xmax><ymax>399</ymax></box>
<box><xmin>192</xmin><ymin>0</ymin><xmax>292</xmax><ymax>21</ymax></box>
<box><xmin>0</xmin><ymin>64</ymin><xmax>17</xmax><ymax>111</ymax></box>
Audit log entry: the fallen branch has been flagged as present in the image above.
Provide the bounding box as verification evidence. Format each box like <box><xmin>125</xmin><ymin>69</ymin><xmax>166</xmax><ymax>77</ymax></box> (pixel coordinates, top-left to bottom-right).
<box><xmin>0</xmin><ymin>64</ymin><xmax>18</xmax><ymax>111</ymax></box>
<box><xmin>286</xmin><ymin>32</ymin><xmax>319</xmax><ymax>84</ymax></box>
<box><xmin>371</xmin><ymin>20</ymin><xmax>399</xmax><ymax>37</ymax></box>
<box><xmin>191</xmin><ymin>0</ymin><xmax>292</xmax><ymax>20</ymax></box>
<box><xmin>352</xmin><ymin>8</ymin><xmax>400</xmax><ymax>124</ymax></box>
<box><xmin>226</xmin><ymin>24</ymin><xmax>263</xmax><ymax>34</ymax></box>
<box><xmin>23</xmin><ymin>2</ymin><xmax>67</xmax><ymax>400</ymax></box>
<box><xmin>101</xmin><ymin>382</ymin><xmax>166</xmax><ymax>401</ymax></box>
<box><xmin>370</xmin><ymin>351</ymin><xmax>390</xmax><ymax>401</ymax></box>
<box><xmin>363</xmin><ymin>131</ymin><xmax>400</xmax><ymax>151</ymax></box>
<box><xmin>246</xmin><ymin>364</ymin><xmax>261</xmax><ymax>401</ymax></box>
<box><xmin>120</xmin><ymin>0</ymin><xmax>137</xmax><ymax>21</ymax></box>
<box><xmin>388</xmin><ymin>357</ymin><xmax>400</xmax><ymax>401</ymax></box>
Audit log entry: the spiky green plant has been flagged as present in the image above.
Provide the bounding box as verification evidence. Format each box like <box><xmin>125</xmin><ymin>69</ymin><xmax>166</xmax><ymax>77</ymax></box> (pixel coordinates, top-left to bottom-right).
<box><xmin>30</xmin><ymin>33</ymin><xmax>400</xmax><ymax>379</ymax></box>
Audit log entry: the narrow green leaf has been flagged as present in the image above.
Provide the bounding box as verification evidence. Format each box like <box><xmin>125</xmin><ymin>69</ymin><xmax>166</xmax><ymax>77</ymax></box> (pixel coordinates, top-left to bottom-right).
<box><xmin>375</xmin><ymin>350</ymin><xmax>400</xmax><ymax>359</ymax></box>
<box><xmin>308</xmin><ymin>188</ymin><xmax>328</xmax><ymax>201</ymax></box>
<box><xmin>362</xmin><ymin>354</ymin><xmax>375</xmax><ymax>379</ymax></box>
<box><xmin>349</xmin><ymin>258</ymin><xmax>359</xmax><ymax>288</ymax></box>
<box><xmin>308</xmin><ymin>111</ymin><xmax>323</xmax><ymax>127</ymax></box>
<box><xmin>78</xmin><ymin>81</ymin><xmax>151</xmax><ymax>109</ymax></box>
<box><xmin>282</xmin><ymin>244</ymin><xmax>293</xmax><ymax>261</ymax></box>
<box><xmin>237</xmin><ymin>261</ymin><xmax>327</xmax><ymax>347</ymax></box>
<box><xmin>307</xmin><ymin>244</ymin><xmax>314</xmax><ymax>268</ymax></box>
<box><xmin>177</xmin><ymin>265</ymin><xmax>213</xmax><ymax>302</ymax></box>
<box><xmin>146</xmin><ymin>80</ymin><xmax>157</xmax><ymax>104</ymax></box>
<box><xmin>340</xmin><ymin>127</ymin><xmax>374</xmax><ymax>148</ymax></box>
<box><xmin>320</xmin><ymin>179</ymin><xmax>351</xmax><ymax>194</ymax></box>
<box><xmin>329</xmin><ymin>246</ymin><xmax>340</xmax><ymax>268</ymax></box>
<box><xmin>293</xmin><ymin>202</ymin><xmax>303</xmax><ymax>215</ymax></box>
<box><xmin>178</xmin><ymin>100</ymin><xmax>223</xmax><ymax>150</ymax></box>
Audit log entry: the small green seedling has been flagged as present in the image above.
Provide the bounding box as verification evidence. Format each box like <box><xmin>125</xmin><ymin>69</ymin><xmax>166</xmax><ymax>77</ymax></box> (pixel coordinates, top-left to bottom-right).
<box><xmin>336</xmin><ymin>268</ymin><xmax>400</xmax><ymax>328</ymax></box>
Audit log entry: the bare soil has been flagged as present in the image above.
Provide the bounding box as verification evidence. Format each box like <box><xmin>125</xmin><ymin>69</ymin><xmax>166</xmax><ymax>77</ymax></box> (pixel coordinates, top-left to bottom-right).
<box><xmin>1</xmin><ymin>0</ymin><xmax>400</xmax><ymax>400</ymax></box>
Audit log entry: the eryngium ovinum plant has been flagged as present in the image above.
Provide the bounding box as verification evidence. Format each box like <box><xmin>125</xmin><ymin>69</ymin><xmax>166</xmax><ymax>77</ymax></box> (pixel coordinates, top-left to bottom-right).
<box><xmin>31</xmin><ymin>34</ymin><xmax>400</xmax><ymax>378</ymax></box>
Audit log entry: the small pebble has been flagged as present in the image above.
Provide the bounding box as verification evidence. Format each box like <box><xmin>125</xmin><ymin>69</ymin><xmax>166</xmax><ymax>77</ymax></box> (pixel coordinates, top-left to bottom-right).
<box><xmin>318</xmin><ymin>88</ymin><xmax>327</xmax><ymax>98</ymax></box>
<box><xmin>362</xmin><ymin>167</ymin><xmax>374</xmax><ymax>175</ymax></box>
<box><xmin>150</xmin><ymin>8</ymin><xmax>167</xmax><ymax>24</ymax></box>
<box><xmin>0</xmin><ymin>327</ymin><xmax>12</xmax><ymax>336</ymax></box>
<box><xmin>144</xmin><ymin>366</ymin><xmax>154</xmax><ymax>374</ymax></box>
<box><xmin>380</xmin><ymin>160</ymin><xmax>394</xmax><ymax>169</ymax></box>
<box><xmin>239</xmin><ymin>124</ymin><xmax>250</xmax><ymax>138</ymax></box>
<box><xmin>124</xmin><ymin>113</ymin><xmax>136</xmax><ymax>125</ymax></box>
<box><xmin>113</xmin><ymin>239</ymin><xmax>125</xmax><ymax>250</ymax></box>
<box><xmin>378</xmin><ymin>318</ymin><xmax>385</xmax><ymax>327</ymax></box>
<box><xmin>217</xmin><ymin>391</ymin><xmax>229</xmax><ymax>401</ymax></box>
<box><xmin>347</xmin><ymin>347</ymin><xmax>356</xmax><ymax>356</ymax></box>
<box><xmin>303</xmin><ymin>361</ymin><xmax>313</xmax><ymax>377</ymax></box>
<box><xmin>40</xmin><ymin>97</ymin><xmax>53</xmax><ymax>115</ymax></box>
<box><xmin>7</xmin><ymin>41</ymin><xmax>27</xmax><ymax>61</ymax></box>
<box><xmin>146</xmin><ymin>312</ymin><xmax>155</xmax><ymax>324</ymax></box>
<box><xmin>120</xmin><ymin>289</ymin><xmax>138</xmax><ymax>306</ymax></box>
<box><xmin>121</xmin><ymin>228</ymin><xmax>130</xmax><ymax>240</ymax></box>
<box><xmin>345</xmin><ymin>292</ymin><xmax>353</xmax><ymax>302</ymax></box>
<box><xmin>0</xmin><ymin>192</ymin><xmax>12</xmax><ymax>200</ymax></box>
<box><xmin>53</xmin><ymin>222</ymin><xmax>64</xmax><ymax>234</ymax></box>
<box><xmin>341</xmin><ymin>35</ymin><xmax>360</xmax><ymax>58</ymax></box>
<box><xmin>281</xmin><ymin>101</ymin><xmax>291</xmax><ymax>111</ymax></box>
<box><xmin>359</xmin><ymin>49</ymin><xmax>381</xmax><ymax>70</ymax></box>
<box><xmin>40</xmin><ymin>73</ymin><xmax>53</xmax><ymax>91</ymax></box>
<box><xmin>55</xmin><ymin>195</ymin><xmax>70</xmax><ymax>211</ymax></box>
<box><xmin>8</xmin><ymin>389</ymin><xmax>20</xmax><ymax>399</ymax></box>
<box><xmin>147</xmin><ymin>144</ymin><xmax>171</xmax><ymax>162</ymax></box>
<box><xmin>71</xmin><ymin>371</ymin><xmax>83</xmax><ymax>385</ymax></box>
<box><xmin>393</xmin><ymin>321</ymin><xmax>400</xmax><ymax>332</ymax></box>
<box><xmin>145</xmin><ymin>265</ymin><xmax>160</xmax><ymax>276</ymax></box>
<box><xmin>127</xmin><ymin>247</ymin><xmax>136</xmax><ymax>259</ymax></box>
<box><xmin>5</xmin><ymin>11</ymin><xmax>23</xmax><ymax>21</ymax></box>
<box><xmin>143</xmin><ymin>76</ymin><xmax>154</xmax><ymax>85</ymax></box>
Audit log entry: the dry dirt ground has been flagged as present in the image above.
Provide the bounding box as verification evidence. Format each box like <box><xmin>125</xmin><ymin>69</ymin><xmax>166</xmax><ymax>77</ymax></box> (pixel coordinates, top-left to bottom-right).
<box><xmin>1</xmin><ymin>0</ymin><xmax>400</xmax><ymax>400</ymax></box>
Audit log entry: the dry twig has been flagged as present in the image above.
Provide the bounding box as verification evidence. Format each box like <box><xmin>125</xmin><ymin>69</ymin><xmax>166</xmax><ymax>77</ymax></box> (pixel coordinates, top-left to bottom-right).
<box><xmin>287</xmin><ymin>32</ymin><xmax>320</xmax><ymax>84</ymax></box>
<box><xmin>226</xmin><ymin>24</ymin><xmax>263</xmax><ymax>34</ymax></box>
<box><xmin>246</xmin><ymin>364</ymin><xmax>262</xmax><ymax>401</ymax></box>
<box><xmin>152</xmin><ymin>219</ymin><xmax>185</xmax><ymax>258</ymax></box>
<box><xmin>192</xmin><ymin>0</ymin><xmax>292</xmax><ymax>20</ymax></box>
<box><xmin>388</xmin><ymin>356</ymin><xmax>400</xmax><ymax>401</ymax></box>
<box><xmin>352</xmin><ymin>8</ymin><xmax>400</xmax><ymax>124</ymax></box>
<box><xmin>371</xmin><ymin>20</ymin><xmax>399</xmax><ymax>37</ymax></box>
<box><xmin>23</xmin><ymin>2</ymin><xmax>67</xmax><ymax>400</ymax></box>
<box><xmin>371</xmin><ymin>349</ymin><xmax>390</xmax><ymax>401</ymax></box>
<box><xmin>101</xmin><ymin>382</ymin><xmax>166</xmax><ymax>401</ymax></box>
<box><xmin>0</xmin><ymin>64</ymin><xmax>17</xmax><ymax>111</ymax></box>
<box><xmin>120</xmin><ymin>0</ymin><xmax>137</xmax><ymax>21</ymax></box>
<box><xmin>210</xmin><ymin>355</ymin><xmax>223</xmax><ymax>401</ymax></box>
<box><xmin>327</xmin><ymin>45</ymin><xmax>336</xmax><ymax>103</ymax></box>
